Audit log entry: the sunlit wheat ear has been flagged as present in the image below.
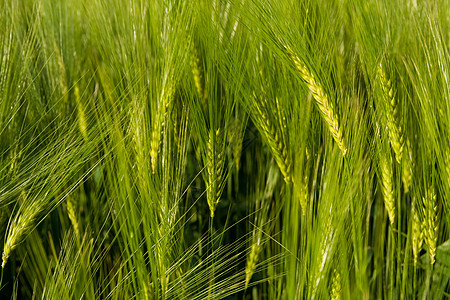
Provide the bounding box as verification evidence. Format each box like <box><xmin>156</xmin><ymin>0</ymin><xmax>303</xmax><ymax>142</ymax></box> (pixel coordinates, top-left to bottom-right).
<box><xmin>206</xmin><ymin>128</ymin><xmax>225</xmax><ymax>218</ymax></box>
<box><xmin>2</xmin><ymin>199</ymin><xmax>44</xmax><ymax>268</ymax></box>
<box><xmin>422</xmin><ymin>187</ymin><xmax>438</xmax><ymax>265</ymax></box>
<box><xmin>401</xmin><ymin>138</ymin><xmax>413</xmax><ymax>193</ymax></box>
<box><xmin>253</xmin><ymin>94</ymin><xmax>291</xmax><ymax>182</ymax></box>
<box><xmin>284</xmin><ymin>46</ymin><xmax>347</xmax><ymax>156</ymax></box>
<box><xmin>411</xmin><ymin>200</ymin><xmax>423</xmax><ymax>266</ymax></box>
<box><xmin>379</xmin><ymin>152</ymin><xmax>395</xmax><ymax>225</ymax></box>
<box><xmin>377</xmin><ymin>64</ymin><xmax>404</xmax><ymax>164</ymax></box>
<box><xmin>74</xmin><ymin>84</ymin><xmax>88</xmax><ymax>141</ymax></box>
<box><xmin>330</xmin><ymin>269</ymin><xmax>342</xmax><ymax>300</ymax></box>
<box><xmin>245</xmin><ymin>240</ymin><xmax>262</xmax><ymax>289</ymax></box>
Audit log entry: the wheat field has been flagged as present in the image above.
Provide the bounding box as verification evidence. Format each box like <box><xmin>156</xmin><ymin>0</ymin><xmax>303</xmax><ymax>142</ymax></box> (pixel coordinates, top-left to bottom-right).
<box><xmin>1</xmin><ymin>0</ymin><xmax>450</xmax><ymax>299</ymax></box>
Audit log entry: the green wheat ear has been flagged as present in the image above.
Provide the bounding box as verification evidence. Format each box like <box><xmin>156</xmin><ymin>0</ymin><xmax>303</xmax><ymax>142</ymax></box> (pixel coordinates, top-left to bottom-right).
<box><xmin>245</xmin><ymin>241</ymin><xmax>262</xmax><ymax>289</ymax></box>
<box><xmin>206</xmin><ymin>128</ymin><xmax>225</xmax><ymax>218</ymax></box>
<box><xmin>379</xmin><ymin>152</ymin><xmax>396</xmax><ymax>225</ymax></box>
<box><xmin>411</xmin><ymin>199</ymin><xmax>423</xmax><ymax>266</ymax></box>
<box><xmin>252</xmin><ymin>93</ymin><xmax>291</xmax><ymax>182</ymax></box>
<box><xmin>401</xmin><ymin>139</ymin><xmax>413</xmax><ymax>193</ymax></box>
<box><xmin>285</xmin><ymin>46</ymin><xmax>347</xmax><ymax>156</ymax></box>
<box><xmin>330</xmin><ymin>269</ymin><xmax>342</xmax><ymax>300</ymax></box>
<box><xmin>190</xmin><ymin>45</ymin><xmax>206</xmax><ymax>101</ymax></box>
<box><xmin>377</xmin><ymin>64</ymin><xmax>404</xmax><ymax>164</ymax></box>
<box><xmin>422</xmin><ymin>187</ymin><xmax>438</xmax><ymax>265</ymax></box>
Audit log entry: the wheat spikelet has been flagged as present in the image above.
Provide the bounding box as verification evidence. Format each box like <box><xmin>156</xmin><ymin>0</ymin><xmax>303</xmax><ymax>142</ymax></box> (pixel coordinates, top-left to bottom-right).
<box><xmin>190</xmin><ymin>46</ymin><xmax>206</xmax><ymax>100</ymax></box>
<box><xmin>206</xmin><ymin>128</ymin><xmax>225</xmax><ymax>217</ymax></box>
<box><xmin>74</xmin><ymin>84</ymin><xmax>88</xmax><ymax>141</ymax></box>
<box><xmin>422</xmin><ymin>187</ymin><xmax>438</xmax><ymax>265</ymax></box>
<box><xmin>330</xmin><ymin>269</ymin><xmax>342</xmax><ymax>300</ymax></box>
<box><xmin>401</xmin><ymin>138</ymin><xmax>413</xmax><ymax>193</ymax></box>
<box><xmin>285</xmin><ymin>47</ymin><xmax>347</xmax><ymax>156</ymax></box>
<box><xmin>380</xmin><ymin>153</ymin><xmax>396</xmax><ymax>225</ymax></box>
<box><xmin>253</xmin><ymin>94</ymin><xmax>291</xmax><ymax>182</ymax></box>
<box><xmin>227</xmin><ymin>119</ymin><xmax>244</xmax><ymax>171</ymax></box>
<box><xmin>299</xmin><ymin>148</ymin><xmax>312</xmax><ymax>215</ymax></box>
<box><xmin>295</xmin><ymin>151</ymin><xmax>310</xmax><ymax>216</ymax></box>
<box><xmin>411</xmin><ymin>200</ymin><xmax>423</xmax><ymax>266</ymax></box>
<box><xmin>2</xmin><ymin>201</ymin><xmax>44</xmax><ymax>268</ymax></box>
<box><xmin>297</xmin><ymin>174</ymin><xmax>309</xmax><ymax>216</ymax></box>
<box><xmin>245</xmin><ymin>241</ymin><xmax>262</xmax><ymax>289</ymax></box>
<box><xmin>377</xmin><ymin>64</ymin><xmax>404</xmax><ymax>164</ymax></box>
<box><xmin>66</xmin><ymin>195</ymin><xmax>80</xmax><ymax>238</ymax></box>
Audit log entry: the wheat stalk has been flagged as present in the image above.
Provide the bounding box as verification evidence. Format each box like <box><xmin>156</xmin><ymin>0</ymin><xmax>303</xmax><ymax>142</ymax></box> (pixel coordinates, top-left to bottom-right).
<box><xmin>285</xmin><ymin>46</ymin><xmax>347</xmax><ymax>156</ymax></box>
<box><xmin>380</xmin><ymin>152</ymin><xmax>396</xmax><ymax>225</ymax></box>
<box><xmin>377</xmin><ymin>64</ymin><xmax>404</xmax><ymax>164</ymax></box>
<box><xmin>422</xmin><ymin>187</ymin><xmax>438</xmax><ymax>265</ymax></box>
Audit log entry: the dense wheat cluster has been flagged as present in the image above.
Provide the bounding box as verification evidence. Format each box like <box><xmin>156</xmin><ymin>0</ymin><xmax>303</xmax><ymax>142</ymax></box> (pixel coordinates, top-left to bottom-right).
<box><xmin>1</xmin><ymin>0</ymin><xmax>450</xmax><ymax>299</ymax></box>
